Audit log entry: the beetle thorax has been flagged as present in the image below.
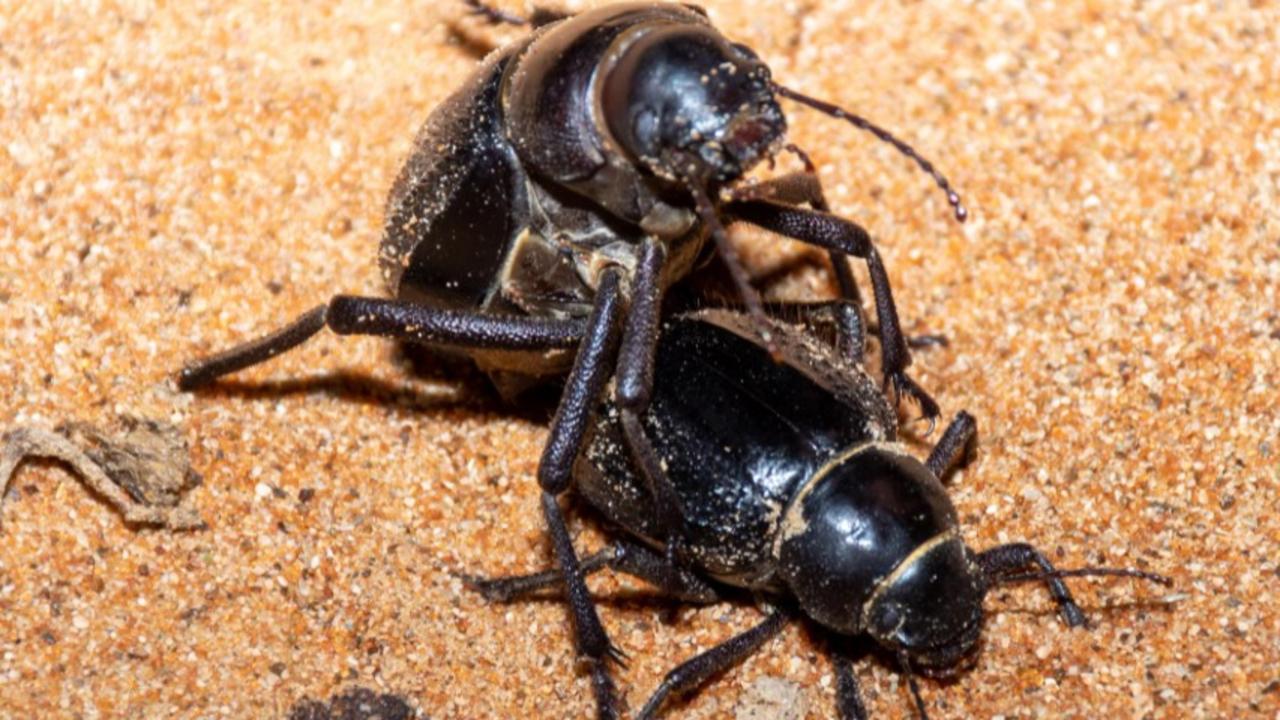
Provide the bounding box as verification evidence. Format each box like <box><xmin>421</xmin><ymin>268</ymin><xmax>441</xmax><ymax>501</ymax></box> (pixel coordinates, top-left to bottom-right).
<box><xmin>772</xmin><ymin>443</ymin><xmax>960</xmax><ymax>636</ymax></box>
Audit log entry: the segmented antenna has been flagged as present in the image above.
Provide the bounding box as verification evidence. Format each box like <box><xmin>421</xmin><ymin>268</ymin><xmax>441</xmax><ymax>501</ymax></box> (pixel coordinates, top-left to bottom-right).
<box><xmin>992</xmin><ymin>567</ymin><xmax>1173</xmax><ymax>587</ymax></box>
<box><xmin>775</xmin><ymin>83</ymin><xmax>967</xmax><ymax>223</ymax></box>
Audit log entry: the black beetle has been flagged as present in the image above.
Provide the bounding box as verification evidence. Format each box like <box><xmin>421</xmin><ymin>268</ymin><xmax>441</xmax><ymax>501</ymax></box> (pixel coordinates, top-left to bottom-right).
<box><xmin>466</xmin><ymin>306</ymin><xmax>1172</xmax><ymax>719</ymax></box>
<box><xmin>178</xmin><ymin>2</ymin><xmax>967</xmax><ymax>712</ymax></box>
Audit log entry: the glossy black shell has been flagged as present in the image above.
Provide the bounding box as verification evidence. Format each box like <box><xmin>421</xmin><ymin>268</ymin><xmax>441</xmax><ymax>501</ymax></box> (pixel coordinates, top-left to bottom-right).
<box><xmin>379</xmin><ymin>42</ymin><xmax>532</xmax><ymax>313</ymax></box>
<box><xmin>576</xmin><ymin>310</ymin><xmax>902</xmax><ymax>588</ymax></box>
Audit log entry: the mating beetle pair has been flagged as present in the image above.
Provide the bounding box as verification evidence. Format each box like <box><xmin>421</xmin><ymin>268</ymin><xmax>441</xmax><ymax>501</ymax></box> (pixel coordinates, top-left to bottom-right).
<box><xmin>179</xmin><ymin>2</ymin><xmax>1169</xmax><ymax>718</ymax></box>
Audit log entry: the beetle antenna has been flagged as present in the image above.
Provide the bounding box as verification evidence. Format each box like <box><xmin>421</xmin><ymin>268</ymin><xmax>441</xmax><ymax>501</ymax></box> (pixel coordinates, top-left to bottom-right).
<box><xmin>773</xmin><ymin>83</ymin><xmax>967</xmax><ymax>223</ymax></box>
<box><xmin>897</xmin><ymin>650</ymin><xmax>931</xmax><ymax>720</ymax></box>
<box><xmin>991</xmin><ymin>567</ymin><xmax>1173</xmax><ymax>587</ymax></box>
<box><xmin>684</xmin><ymin>178</ymin><xmax>778</xmax><ymax>355</ymax></box>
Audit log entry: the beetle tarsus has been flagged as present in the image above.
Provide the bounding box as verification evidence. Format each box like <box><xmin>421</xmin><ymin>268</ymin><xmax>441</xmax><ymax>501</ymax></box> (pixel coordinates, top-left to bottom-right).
<box><xmin>177</xmin><ymin>304</ymin><xmax>328</xmax><ymax>390</ymax></box>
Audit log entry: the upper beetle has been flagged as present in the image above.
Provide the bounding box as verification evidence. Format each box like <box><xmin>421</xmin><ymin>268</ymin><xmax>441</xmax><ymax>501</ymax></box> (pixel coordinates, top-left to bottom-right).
<box><xmin>467</xmin><ymin>304</ymin><xmax>1172</xmax><ymax>719</ymax></box>
<box><xmin>178</xmin><ymin>3</ymin><xmax>966</xmax><ymax>713</ymax></box>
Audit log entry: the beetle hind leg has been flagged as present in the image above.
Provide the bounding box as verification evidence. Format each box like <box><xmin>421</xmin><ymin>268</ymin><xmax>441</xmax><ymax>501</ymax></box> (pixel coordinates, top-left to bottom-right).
<box><xmin>636</xmin><ymin>609</ymin><xmax>790</xmax><ymax>720</ymax></box>
<box><xmin>176</xmin><ymin>295</ymin><xmax>587</xmax><ymax>390</ymax></box>
<box><xmin>460</xmin><ymin>539</ymin><xmax>722</xmax><ymax>605</ymax></box>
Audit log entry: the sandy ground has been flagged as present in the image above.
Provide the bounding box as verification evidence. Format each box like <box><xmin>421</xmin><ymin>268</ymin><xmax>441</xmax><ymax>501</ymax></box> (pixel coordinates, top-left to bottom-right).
<box><xmin>1</xmin><ymin>1</ymin><xmax>1277</xmax><ymax>718</ymax></box>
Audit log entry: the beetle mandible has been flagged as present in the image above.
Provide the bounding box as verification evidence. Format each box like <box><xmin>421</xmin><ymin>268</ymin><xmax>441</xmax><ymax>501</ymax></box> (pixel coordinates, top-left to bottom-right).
<box><xmin>466</xmin><ymin>305</ymin><xmax>1172</xmax><ymax>719</ymax></box>
<box><xmin>178</xmin><ymin>3</ymin><xmax>967</xmax><ymax>713</ymax></box>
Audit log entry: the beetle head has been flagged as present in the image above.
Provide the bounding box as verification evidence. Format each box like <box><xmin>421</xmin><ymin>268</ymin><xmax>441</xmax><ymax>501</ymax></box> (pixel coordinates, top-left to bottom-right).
<box><xmin>862</xmin><ymin>535</ymin><xmax>986</xmax><ymax>672</ymax></box>
<box><xmin>602</xmin><ymin>24</ymin><xmax>785</xmax><ymax>185</ymax></box>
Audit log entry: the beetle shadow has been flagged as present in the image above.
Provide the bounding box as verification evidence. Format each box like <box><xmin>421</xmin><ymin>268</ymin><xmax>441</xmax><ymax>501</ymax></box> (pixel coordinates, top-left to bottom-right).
<box><xmin>183</xmin><ymin>343</ymin><xmax>562</xmax><ymax>426</ymax></box>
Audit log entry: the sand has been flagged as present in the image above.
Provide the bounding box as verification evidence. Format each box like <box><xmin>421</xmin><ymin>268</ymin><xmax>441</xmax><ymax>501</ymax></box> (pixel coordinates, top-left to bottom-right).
<box><xmin>0</xmin><ymin>1</ymin><xmax>1276</xmax><ymax>718</ymax></box>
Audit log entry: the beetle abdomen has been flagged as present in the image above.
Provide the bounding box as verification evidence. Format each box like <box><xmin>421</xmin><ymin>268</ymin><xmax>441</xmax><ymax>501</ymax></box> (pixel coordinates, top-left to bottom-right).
<box><xmin>380</xmin><ymin>45</ymin><xmax>532</xmax><ymax>311</ymax></box>
<box><xmin>577</xmin><ymin>311</ymin><xmax>896</xmax><ymax>584</ymax></box>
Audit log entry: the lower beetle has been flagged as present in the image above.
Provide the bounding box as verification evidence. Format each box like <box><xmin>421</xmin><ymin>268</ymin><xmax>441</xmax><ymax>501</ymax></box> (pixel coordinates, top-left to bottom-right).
<box><xmin>465</xmin><ymin>305</ymin><xmax>1172</xmax><ymax>719</ymax></box>
<box><xmin>179</xmin><ymin>3</ymin><xmax>967</xmax><ymax>713</ymax></box>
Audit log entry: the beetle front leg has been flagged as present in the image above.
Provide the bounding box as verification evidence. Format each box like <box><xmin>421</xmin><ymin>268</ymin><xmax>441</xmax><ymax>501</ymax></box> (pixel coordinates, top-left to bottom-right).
<box><xmin>177</xmin><ymin>296</ymin><xmax>587</xmax><ymax>390</ymax></box>
<box><xmin>976</xmin><ymin>543</ymin><xmax>1088</xmax><ymax>628</ymax></box>
<box><xmin>537</xmin><ymin>268</ymin><xmax>627</xmax><ymax>719</ymax></box>
<box><xmin>729</xmin><ymin>170</ymin><xmax>868</xmax><ymax>314</ymax></box>
<box><xmin>614</xmin><ymin>238</ymin><xmax>689</xmax><ymax>549</ymax></box>
<box><xmin>726</xmin><ymin>200</ymin><xmax>940</xmax><ymax>421</ymax></box>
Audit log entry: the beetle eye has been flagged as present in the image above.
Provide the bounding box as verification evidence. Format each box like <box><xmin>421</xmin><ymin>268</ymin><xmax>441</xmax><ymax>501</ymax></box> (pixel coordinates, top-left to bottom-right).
<box><xmin>871</xmin><ymin>602</ymin><xmax>904</xmax><ymax>638</ymax></box>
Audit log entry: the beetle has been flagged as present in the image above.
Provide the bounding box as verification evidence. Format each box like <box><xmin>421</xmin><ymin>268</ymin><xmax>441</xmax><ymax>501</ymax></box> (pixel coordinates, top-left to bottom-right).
<box><xmin>465</xmin><ymin>305</ymin><xmax>1172</xmax><ymax>719</ymax></box>
<box><xmin>177</xmin><ymin>2</ymin><xmax>967</xmax><ymax>713</ymax></box>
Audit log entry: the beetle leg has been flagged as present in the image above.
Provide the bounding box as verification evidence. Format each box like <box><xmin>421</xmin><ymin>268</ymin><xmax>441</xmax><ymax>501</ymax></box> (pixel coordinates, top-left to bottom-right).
<box><xmin>537</xmin><ymin>268</ymin><xmax>627</xmax><ymax>717</ymax></box>
<box><xmin>606</xmin><ymin>540</ymin><xmax>722</xmax><ymax>603</ymax></box>
<box><xmin>925</xmin><ymin>411</ymin><xmax>978</xmax><ymax>480</ymax></box>
<box><xmin>461</xmin><ymin>540</ymin><xmax>722</xmax><ymax>605</ymax></box>
<box><xmin>176</xmin><ymin>296</ymin><xmax>587</xmax><ymax>390</ymax></box>
<box><xmin>459</xmin><ymin>548</ymin><xmax>614</xmax><ymax>602</ymax></box>
<box><xmin>615</xmin><ymin>238</ymin><xmax>666</xmax><ymax>414</ymax></box>
<box><xmin>729</xmin><ymin>171</ymin><xmax>873</xmax><ymax>321</ymax></box>
<box><xmin>724</xmin><ymin>200</ymin><xmax>940</xmax><ymax>421</ymax></box>
<box><xmin>831</xmin><ymin>647</ymin><xmax>870</xmax><ymax>720</ymax></box>
<box><xmin>727</xmin><ymin>169</ymin><xmax>946</xmax><ymax>353</ymax></box>
<box><xmin>614</xmin><ymin>238</ymin><xmax>690</xmax><ymax>547</ymax></box>
<box><xmin>976</xmin><ymin>544</ymin><xmax>1088</xmax><ymax>628</ymax></box>
<box><xmin>461</xmin><ymin>0</ymin><xmax>567</xmax><ymax>28</ymax></box>
<box><xmin>635</xmin><ymin>608</ymin><xmax>791</xmax><ymax>720</ymax></box>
